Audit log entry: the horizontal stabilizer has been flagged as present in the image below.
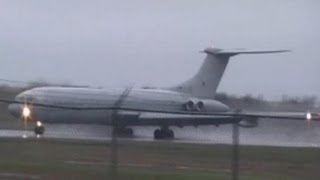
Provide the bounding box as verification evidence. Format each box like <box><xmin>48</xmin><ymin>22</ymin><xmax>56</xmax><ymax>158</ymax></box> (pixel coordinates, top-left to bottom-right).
<box><xmin>203</xmin><ymin>48</ymin><xmax>290</xmax><ymax>57</ymax></box>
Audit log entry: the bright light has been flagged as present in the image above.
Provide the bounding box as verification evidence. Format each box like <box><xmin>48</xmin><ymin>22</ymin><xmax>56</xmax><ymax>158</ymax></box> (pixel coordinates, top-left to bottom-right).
<box><xmin>306</xmin><ymin>112</ymin><xmax>312</xmax><ymax>121</ymax></box>
<box><xmin>22</xmin><ymin>134</ymin><xmax>27</xmax><ymax>139</ymax></box>
<box><xmin>22</xmin><ymin>106</ymin><xmax>31</xmax><ymax>118</ymax></box>
<box><xmin>36</xmin><ymin>121</ymin><xmax>42</xmax><ymax>127</ymax></box>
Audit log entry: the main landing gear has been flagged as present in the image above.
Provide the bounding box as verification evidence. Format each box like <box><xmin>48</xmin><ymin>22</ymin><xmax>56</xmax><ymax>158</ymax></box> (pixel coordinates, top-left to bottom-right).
<box><xmin>154</xmin><ymin>126</ymin><xmax>174</xmax><ymax>139</ymax></box>
<box><xmin>114</xmin><ymin>127</ymin><xmax>134</xmax><ymax>137</ymax></box>
<box><xmin>34</xmin><ymin>121</ymin><xmax>45</xmax><ymax>135</ymax></box>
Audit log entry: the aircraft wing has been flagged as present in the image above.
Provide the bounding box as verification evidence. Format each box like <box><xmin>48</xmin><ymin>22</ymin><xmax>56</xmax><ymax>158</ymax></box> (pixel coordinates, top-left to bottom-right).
<box><xmin>216</xmin><ymin>111</ymin><xmax>319</xmax><ymax>120</ymax></box>
<box><xmin>118</xmin><ymin>110</ymin><xmax>320</xmax><ymax>127</ymax></box>
<box><xmin>119</xmin><ymin>111</ymin><xmax>236</xmax><ymax>126</ymax></box>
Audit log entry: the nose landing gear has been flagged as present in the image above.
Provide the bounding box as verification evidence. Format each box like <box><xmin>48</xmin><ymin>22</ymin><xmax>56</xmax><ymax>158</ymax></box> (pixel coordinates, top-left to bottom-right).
<box><xmin>34</xmin><ymin>121</ymin><xmax>45</xmax><ymax>135</ymax></box>
<box><xmin>114</xmin><ymin>127</ymin><xmax>134</xmax><ymax>137</ymax></box>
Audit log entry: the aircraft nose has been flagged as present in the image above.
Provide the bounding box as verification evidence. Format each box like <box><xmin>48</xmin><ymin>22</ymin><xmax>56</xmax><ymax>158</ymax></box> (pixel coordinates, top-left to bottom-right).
<box><xmin>8</xmin><ymin>103</ymin><xmax>22</xmax><ymax>118</ymax></box>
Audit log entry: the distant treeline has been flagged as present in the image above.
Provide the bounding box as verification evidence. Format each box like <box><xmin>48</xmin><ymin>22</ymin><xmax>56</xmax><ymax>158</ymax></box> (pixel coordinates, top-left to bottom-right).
<box><xmin>215</xmin><ymin>92</ymin><xmax>318</xmax><ymax>112</ymax></box>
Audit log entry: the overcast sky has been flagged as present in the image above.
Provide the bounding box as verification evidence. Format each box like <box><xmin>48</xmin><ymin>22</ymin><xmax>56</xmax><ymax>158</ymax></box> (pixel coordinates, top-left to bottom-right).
<box><xmin>0</xmin><ymin>0</ymin><xmax>319</xmax><ymax>100</ymax></box>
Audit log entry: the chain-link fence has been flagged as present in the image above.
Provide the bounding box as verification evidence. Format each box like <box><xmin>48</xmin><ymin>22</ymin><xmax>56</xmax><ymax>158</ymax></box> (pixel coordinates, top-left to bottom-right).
<box><xmin>0</xmin><ymin>85</ymin><xmax>320</xmax><ymax>180</ymax></box>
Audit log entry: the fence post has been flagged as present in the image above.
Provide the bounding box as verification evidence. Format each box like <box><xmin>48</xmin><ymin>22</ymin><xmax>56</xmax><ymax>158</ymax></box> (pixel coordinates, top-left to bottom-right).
<box><xmin>109</xmin><ymin>87</ymin><xmax>132</xmax><ymax>179</ymax></box>
<box><xmin>232</xmin><ymin>118</ymin><xmax>240</xmax><ymax>180</ymax></box>
<box><xmin>109</xmin><ymin>117</ymin><xmax>119</xmax><ymax>179</ymax></box>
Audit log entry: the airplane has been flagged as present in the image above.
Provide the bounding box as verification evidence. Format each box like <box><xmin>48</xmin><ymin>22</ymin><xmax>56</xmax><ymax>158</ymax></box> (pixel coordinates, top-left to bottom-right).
<box><xmin>5</xmin><ymin>47</ymin><xmax>320</xmax><ymax>139</ymax></box>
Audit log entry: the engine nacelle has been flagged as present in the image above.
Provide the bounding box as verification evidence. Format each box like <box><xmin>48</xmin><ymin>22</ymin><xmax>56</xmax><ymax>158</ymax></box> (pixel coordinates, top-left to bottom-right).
<box><xmin>183</xmin><ymin>99</ymin><xmax>229</xmax><ymax>112</ymax></box>
<box><xmin>195</xmin><ymin>101</ymin><xmax>204</xmax><ymax>111</ymax></box>
<box><xmin>184</xmin><ymin>100</ymin><xmax>195</xmax><ymax>111</ymax></box>
<box><xmin>194</xmin><ymin>100</ymin><xmax>229</xmax><ymax>112</ymax></box>
<box><xmin>238</xmin><ymin>118</ymin><xmax>258</xmax><ymax>128</ymax></box>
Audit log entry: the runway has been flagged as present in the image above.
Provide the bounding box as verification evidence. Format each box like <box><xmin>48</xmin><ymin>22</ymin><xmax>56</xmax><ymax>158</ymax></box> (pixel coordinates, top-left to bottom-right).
<box><xmin>1</xmin><ymin>119</ymin><xmax>320</xmax><ymax>147</ymax></box>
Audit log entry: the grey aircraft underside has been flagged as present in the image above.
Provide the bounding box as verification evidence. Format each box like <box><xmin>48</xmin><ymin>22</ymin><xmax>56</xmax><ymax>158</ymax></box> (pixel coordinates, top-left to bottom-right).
<box><xmin>5</xmin><ymin>47</ymin><xmax>320</xmax><ymax>139</ymax></box>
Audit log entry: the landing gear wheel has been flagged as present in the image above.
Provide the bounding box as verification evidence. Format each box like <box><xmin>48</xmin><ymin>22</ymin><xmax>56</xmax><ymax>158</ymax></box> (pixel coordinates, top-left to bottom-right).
<box><xmin>123</xmin><ymin>128</ymin><xmax>133</xmax><ymax>136</ymax></box>
<box><xmin>115</xmin><ymin>127</ymin><xmax>134</xmax><ymax>137</ymax></box>
<box><xmin>167</xmin><ymin>129</ymin><xmax>174</xmax><ymax>139</ymax></box>
<box><xmin>34</xmin><ymin>125</ymin><xmax>45</xmax><ymax>135</ymax></box>
<box><xmin>154</xmin><ymin>129</ymin><xmax>162</xmax><ymax>139</ymax></box>
<box><xmin>153</xmin><ymin>128</ymin><xmax>174</xmax><ymax>140</ymax></box>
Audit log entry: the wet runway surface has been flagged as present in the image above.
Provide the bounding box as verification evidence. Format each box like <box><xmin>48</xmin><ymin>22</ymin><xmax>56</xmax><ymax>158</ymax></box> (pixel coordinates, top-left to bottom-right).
<box><xmin>1</xmin><ymin>119</ymin><xmax>320</xmax><ymax>147</ymax></box>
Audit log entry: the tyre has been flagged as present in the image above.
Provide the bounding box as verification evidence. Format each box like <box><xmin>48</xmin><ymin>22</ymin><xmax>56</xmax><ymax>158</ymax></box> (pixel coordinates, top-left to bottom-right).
<box><xmin>154</xmin><ymin>129</ymin><xmax>162</xmax><ymax>139</ymax></box>
<box><xmin>125</xmin><ymin>128</ymin><xmax>134</xmax><ymax>136</ymax></box>
<box><xmin>167</xmin><ymin>129</ymin><xmax>174</xmax><ymax>139</ymax></box>
<box><xmin>34</xmin><ymin>126</ymin><xmax>45</xmax><ymax>135</ymax></box>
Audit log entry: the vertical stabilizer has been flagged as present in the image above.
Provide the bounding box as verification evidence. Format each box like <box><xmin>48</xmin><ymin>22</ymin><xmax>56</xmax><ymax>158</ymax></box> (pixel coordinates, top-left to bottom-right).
<box><xmin>170</xmin><ymin>47</ymin><xmax>289</xmax><ymax>99</ymax></box>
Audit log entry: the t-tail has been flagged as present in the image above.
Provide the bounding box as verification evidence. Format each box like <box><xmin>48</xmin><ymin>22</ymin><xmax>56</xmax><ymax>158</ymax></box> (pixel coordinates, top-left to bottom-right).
<box><xmin>170</xmin><ymin>47</ymin><xmax>289</xmax><ymax>99</ymax></box>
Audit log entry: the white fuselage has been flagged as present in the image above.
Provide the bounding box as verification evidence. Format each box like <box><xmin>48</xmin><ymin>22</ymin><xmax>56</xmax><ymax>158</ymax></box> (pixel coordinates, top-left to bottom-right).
<box><xmin>8</xmin><ymin>87</ymin><xmax>229</xmax><ymax>125</ymax></box>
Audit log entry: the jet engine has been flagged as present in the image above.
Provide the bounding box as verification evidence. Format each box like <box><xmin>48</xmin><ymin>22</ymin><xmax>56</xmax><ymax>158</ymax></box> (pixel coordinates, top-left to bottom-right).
<box><xmin>184</xmin><ymin>99</ymin><xmax>229</xmax><ymax>112</ymax></box>
<box><xmin>194</xmin><ymin>100</ymin><xmax>229</xmax><ymax>112</ymax></box>
<box><xmin>238</xmin><ymin>118</ymin><xmax>258</xmax><ymax>128</ymax></box>
<box><xmin>195</xmin><ymin>101</ymin><xmax>204</xmax><ymax>111</ymax></box>
<box><xmin>184</xmin><ymin>100</ymin><xmax>195</xmax><ymax>111</ymax></box>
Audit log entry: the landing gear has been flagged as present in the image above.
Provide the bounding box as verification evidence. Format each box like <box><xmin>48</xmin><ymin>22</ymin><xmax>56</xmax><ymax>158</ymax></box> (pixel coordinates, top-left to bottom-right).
<box><xmin>114</xmin><ymin>127</ymin><xmax>134</xmax><ymax>137</ymax></box>
<box><xmin>34</xmin><ymin>121</ymin><xmax>45</xmax><ymax>135</ymax></box>
<box><xmin>153</xmin><ymin>127</ymin><xmax>174</xmax><ymax>139</ymax></box>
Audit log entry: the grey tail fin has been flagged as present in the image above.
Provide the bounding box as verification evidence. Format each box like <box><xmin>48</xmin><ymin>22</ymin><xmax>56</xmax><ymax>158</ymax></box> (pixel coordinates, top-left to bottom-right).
<box><xmin>170</xmin><ymin>47</ymin><xmax>289</xmax><ymax>99</ymax></box>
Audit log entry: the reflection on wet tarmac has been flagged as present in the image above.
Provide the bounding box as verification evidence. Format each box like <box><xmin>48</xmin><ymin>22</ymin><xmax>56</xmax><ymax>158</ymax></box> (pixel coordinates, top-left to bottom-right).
<box><xmin>1</xmin><ymin>118</ymin><xmax>320</xmax><ymax>147</ymax></box>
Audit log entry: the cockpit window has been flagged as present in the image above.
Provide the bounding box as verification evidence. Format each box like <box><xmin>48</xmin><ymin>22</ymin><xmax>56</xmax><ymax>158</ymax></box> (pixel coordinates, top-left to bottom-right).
<box><xmin>15</xmin><ymin>94</ymin><xmax>36</xmax><ymax>103</ymax></box>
